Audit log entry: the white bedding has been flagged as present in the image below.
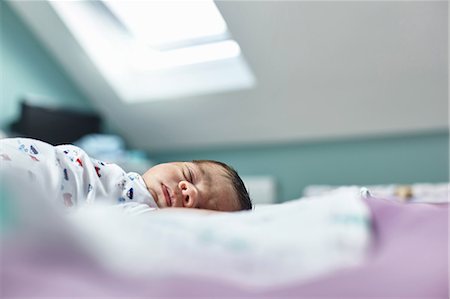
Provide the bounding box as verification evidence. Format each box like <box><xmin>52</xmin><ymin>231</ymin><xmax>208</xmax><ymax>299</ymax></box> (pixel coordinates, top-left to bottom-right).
<box><xmin>62</xmin><ymin>187</ymin><xmax>371</xmax><ymax>289</ymax></box>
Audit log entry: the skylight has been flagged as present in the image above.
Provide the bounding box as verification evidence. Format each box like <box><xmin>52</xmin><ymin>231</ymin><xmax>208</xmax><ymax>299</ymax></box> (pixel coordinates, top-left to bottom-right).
<box><xmin>103</xmin><ymin>1</ymin><xmax>229</xmax><ymax>49</ymax></box>
<box><xmin>49</xmin><ymin>1</ymin><xmax>255</xmax><ymax>102</ymax></box>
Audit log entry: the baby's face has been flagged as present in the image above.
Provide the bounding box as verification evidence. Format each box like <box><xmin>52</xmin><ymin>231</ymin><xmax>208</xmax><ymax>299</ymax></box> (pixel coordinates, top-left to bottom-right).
<box><xmin>142</xmin><ymin>162</ymin><xmax>239</xmax><ymax>211</ymax></box>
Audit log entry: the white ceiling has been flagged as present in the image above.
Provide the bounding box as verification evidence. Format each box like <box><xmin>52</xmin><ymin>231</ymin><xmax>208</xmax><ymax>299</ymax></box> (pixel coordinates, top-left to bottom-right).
<box><xmin>10</xmin><ymin>1</ymin><xmax>448</xmax><ymax>151</ymax></box>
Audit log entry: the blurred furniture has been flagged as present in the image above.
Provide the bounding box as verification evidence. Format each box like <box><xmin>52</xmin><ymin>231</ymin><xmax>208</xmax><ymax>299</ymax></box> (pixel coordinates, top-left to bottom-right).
<box><xmin>10</xmin><ymin>101</ymin><xmax>101</xmax><ymax>145</ymax></box>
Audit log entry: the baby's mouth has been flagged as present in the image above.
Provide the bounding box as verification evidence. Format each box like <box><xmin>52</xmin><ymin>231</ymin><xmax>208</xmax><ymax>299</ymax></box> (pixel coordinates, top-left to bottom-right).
<box><xmin>161</xmin><ymin>184</ymin><xmax>172</xmax><ymax>207</ymax></box>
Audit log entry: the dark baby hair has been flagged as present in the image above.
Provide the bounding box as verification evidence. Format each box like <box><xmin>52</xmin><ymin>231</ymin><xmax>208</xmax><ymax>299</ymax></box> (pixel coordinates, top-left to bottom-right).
<box><xmin>192</xmin><ymin>160</ymin><xmax>252</xmax><ymax>211</ymax></box>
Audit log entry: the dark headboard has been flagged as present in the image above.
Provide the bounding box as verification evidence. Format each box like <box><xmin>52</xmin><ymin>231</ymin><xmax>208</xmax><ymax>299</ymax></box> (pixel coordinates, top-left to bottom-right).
<box><xmin>10</xmin><ymin>101</ymin><xmax>101</xmax><ymax>145</ymax></box>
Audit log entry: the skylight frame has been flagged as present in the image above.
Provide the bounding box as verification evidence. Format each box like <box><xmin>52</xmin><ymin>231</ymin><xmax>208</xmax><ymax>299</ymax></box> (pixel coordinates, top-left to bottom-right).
<box><xmin>47</xmin><ymin>0</ymin><xmax>256</xmax><ymax>103</ymax></box>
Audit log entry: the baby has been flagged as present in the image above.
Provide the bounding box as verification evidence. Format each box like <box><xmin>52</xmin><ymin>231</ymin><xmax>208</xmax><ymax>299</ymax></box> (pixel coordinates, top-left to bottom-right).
<box><xmin>0</xmin><ymin>138</ymin><xmax>252</xmax><ymax>212</ymax></box>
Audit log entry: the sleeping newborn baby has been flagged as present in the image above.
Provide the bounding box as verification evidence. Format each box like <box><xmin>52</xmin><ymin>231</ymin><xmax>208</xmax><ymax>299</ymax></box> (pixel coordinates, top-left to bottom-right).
<box><xmin>0</xmin><ymin>138</ymin><xmax>252</xmax><ymax>212</ymax></box>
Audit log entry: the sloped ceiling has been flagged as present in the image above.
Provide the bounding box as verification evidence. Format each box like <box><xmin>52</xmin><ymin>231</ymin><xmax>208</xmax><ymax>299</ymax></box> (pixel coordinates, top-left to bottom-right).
<box><xmin>9</xmin><ymin>1</ymin><xmax>448</xmax><ymax>152</ymax></box>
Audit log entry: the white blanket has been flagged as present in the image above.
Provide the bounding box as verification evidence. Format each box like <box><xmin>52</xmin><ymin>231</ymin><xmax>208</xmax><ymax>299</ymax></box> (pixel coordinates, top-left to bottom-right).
<box><xmin>64</xmin><ymin>187</ymin><xmax>371</xmax><ymax>289</ymax></box>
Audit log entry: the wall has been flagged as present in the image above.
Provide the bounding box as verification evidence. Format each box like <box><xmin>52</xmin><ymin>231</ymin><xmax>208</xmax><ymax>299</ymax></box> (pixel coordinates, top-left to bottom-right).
<box><xmin>1</xmin><ymin>2</ymin><xmax>94</xmax><ymax>131</ymax></box>
<box><xmin>151</xmin><ymin>131</ymin><xmax>449</xmax><ymax>202</ymax></box>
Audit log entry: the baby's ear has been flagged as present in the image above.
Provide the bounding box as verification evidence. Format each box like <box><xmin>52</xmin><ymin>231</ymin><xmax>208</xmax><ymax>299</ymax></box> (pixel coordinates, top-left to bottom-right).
<box><xmin>178</xmin><ymin>181</ymin><xmax>198</xmax><ymax>208</ymax></box>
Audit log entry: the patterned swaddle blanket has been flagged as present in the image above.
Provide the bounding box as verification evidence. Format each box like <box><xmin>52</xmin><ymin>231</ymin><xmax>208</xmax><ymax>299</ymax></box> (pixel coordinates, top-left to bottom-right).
<box><xmin>0</xmin><ymin>138</ymin><xmax>156</xmax><ymax>209</ymax></box>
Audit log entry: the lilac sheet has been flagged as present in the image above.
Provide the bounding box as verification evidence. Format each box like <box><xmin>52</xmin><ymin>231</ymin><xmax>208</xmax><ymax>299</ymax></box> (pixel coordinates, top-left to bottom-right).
<box><xmin>2</xmin><ymin>198</ymin><xmax>448</xmax><ymax>298</ymax></box>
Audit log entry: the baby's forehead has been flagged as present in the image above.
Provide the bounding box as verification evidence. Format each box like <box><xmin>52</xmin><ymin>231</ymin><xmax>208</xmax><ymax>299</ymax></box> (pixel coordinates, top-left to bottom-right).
<box><xmin>191</xmin><ymin>161</ymin><xmax>227</xmax><ymax>180</ymax></box>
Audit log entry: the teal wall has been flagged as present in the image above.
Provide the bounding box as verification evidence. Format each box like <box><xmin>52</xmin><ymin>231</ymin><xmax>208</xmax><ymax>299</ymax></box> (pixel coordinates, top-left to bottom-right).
<box><xmin>151</xmin><ymin>131</ymin><xmax>449</xmax><ymax>202</ymax></box>
<box><xmin>1</xmin><ymin>2</ymin><xmax>94</xmax><ymax>131</ymax></box>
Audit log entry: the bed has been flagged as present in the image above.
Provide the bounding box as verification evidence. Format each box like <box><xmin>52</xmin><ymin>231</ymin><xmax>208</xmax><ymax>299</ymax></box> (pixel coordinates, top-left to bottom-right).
<box><xmin>1</xmin><ymin>181</ymin><xmax>448</xmax><ymax>298</ymax></box>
